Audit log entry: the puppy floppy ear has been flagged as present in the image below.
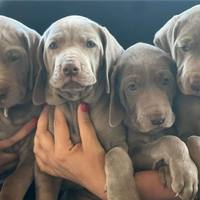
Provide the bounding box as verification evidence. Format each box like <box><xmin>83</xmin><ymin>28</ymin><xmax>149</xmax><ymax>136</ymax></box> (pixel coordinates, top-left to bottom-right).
<box><xmin>99</xmin><ymin>27</ymin><xmax>124</xmax><ymax>94</ymax></box>
<box><xmin>154</xmin><ymin>15</ymin><xmax>180</xmax><ymax>56</ymax></box>
<box><xmin>169</xmin><ymin>58</ymin><xmax>177</xmax><ymax>96</ymax></box>
<box><xmin>22</xmin><ymin>29</ymin><xmax>40</xmax><ymax>91</ymax></box>
<box><xmin>109</xmin><ymin>67</ymin><xmax>125</xmax><ymax>127</ymax></box>
<box><xmin>32</xmin><ymin>37</ymin><xmax>46</xmax><ymax>105</ymax></box>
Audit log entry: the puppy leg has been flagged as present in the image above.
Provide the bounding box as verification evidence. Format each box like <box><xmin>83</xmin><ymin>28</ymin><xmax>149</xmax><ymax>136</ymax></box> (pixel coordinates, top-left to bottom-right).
<box><xmin>185</xmin><ymin>136</ymin><xmax>200</xmax><ymax>199</ymax></box>
<box><xmin>131</xmin><ymin>135</ymin><xmax>198</xmax><ymax>200</ymax></box>
<box><xmin>34</xmin><ymin>162</ymin><xmax>62</xmax><ymax>200</ymax></box>
<box><xmin>0</xmin><ymin>150</ymin><xmax>34</xmax><ymax>200</ymax></box>
<box><xmin>105</xmin><ymin>147</ymin><xmax>140</xmax><ymax>200</ymax></box>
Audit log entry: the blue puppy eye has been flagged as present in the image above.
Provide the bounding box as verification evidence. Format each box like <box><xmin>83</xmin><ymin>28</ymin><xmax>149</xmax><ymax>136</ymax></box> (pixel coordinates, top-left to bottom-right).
<box><xmin>181</xmin><ymin>46</ymin><xmax>188</xmax><ymax>51</ymax></box>
<box><xmin>128</xmin><ymin>84</ymin><xmax>137</xmax><ymax>90</ymax></box>
<box><xmin>11</xmin><ymin>55</ymin><xmax>20</xmax><ymax>61</ymax></box>
<box><xmin>49</xmin><ymin>42</ymin><xmax>58</xmax><ymax>49</ymax></box>
<box><xmin>163</xmin><ymin>78</ymin><xmax>171</xmax><ymax>85</ymax></box>
<box><xmin>87</xmin><ymin>41</ymin><xmax>96</xmax><ymax>48</ymax></box>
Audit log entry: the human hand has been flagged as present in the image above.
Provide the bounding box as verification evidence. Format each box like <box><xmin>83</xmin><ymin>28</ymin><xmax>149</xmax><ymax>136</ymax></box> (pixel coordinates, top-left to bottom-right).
<box><xmin>34</xmin><ymin>104</ymin><xmax>107</xmax><ymax>200</ymax></box>
<box><xmin>0</xmin><ymin>118</ymin><xmax>38</xmax><ymax>175</ymax></box>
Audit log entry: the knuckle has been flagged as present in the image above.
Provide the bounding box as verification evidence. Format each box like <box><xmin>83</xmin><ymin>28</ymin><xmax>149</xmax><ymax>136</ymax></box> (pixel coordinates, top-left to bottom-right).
<box><xmin>40</xmin><ymin>166</ymin><xmax>45</xmax><ymax>173</ymax></box>
<box><xmin>24</xmin><ymin>123</ymin><xmax>34</xmax><ymax>133</ymax></box>
<box><xmin>55</xmin><ymin>152</ymin><xmax>64</xmax><ymax>162</ymax></box>
<box><xmin>81</xmin><ymin>116</ymin><xmax>91</xmax><ymax>125</ymax></box>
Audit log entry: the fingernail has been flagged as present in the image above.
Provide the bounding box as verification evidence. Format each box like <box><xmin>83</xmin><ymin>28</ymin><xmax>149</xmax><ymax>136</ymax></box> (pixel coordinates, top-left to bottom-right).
<box><xmin>44</xmin><ymin>102</ymin><xmax>48</xmax><ymax>107</ymax></box>
<box><xmin>80</xmin><ymin>103</ymin><xmax>88</xmax><ymax>113</ymax></box>
<box><xmin>32</xmin><ymin>118</ymin><xmax>38</xmax><ymax>127</ymax></box>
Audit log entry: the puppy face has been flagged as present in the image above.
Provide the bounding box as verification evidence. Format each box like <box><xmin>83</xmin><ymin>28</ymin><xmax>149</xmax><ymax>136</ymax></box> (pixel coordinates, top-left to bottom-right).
<box><xmin>174</xmin><ymin>23</ymin><xmax>200</xmax><ymax>96</ymax></box>
<box><xmin>154</xmin><ymin>6</ymin><xmax>200</xmax><ymax>96</ymax></box>
<box><xmin>0</xmin><ymin>16</ymin><xmax>39</xmax><ymax>109</ymax></box>
<box><xmin>110</xmin><ymin>43</ymin><xmax>176</xmax><ymax>133</ymax></box>
<box><xmin>33</xmin><ymin>16</ymin><xmax>123</xmax><ymax>105</ymax></box>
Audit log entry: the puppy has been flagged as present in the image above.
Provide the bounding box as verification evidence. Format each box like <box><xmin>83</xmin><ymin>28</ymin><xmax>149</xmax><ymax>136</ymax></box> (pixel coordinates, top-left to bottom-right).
<box><xmin>154</xmin><ymin>5</ymin><xmax>200</xmax><ymax>197</ymax></box>
<box><xmin>109</xmin><ymin>43</ymin><xmax>198</xmax><ymax>200</ymax></box>
<box><xmin>0</xmin><ymin>16</ymin><xmax>41</xmax><ymax>200</ymax></box>
<box><xmin>33</xmin><ymin>16</ymin><xmax>140</xmax><ymax>200</ymax></box>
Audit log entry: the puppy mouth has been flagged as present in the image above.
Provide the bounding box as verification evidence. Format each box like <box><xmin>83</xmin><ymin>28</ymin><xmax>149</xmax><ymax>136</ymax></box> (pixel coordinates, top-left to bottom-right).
<box><xmin>59</xmin><ymin>81</ymin><xmax>86</xmax><ymax>93</ymax></box>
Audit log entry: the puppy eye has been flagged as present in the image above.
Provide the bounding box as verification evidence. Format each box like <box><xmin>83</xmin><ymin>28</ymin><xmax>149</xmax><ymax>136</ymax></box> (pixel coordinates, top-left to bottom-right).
<box><xmin>86</xmin><ymin>41</ymin><xmax>96</xmax><ymax>48</ymax></box>
<box><xmin>49</xmin><ymin>42</ymin><xmax>58</xmax><ymax>49</ymax></box>
<box><xmin>180</xmin><ymin>46</ymin><xmax>188</xmax><ymax>52</ymax></box>
<box><xmin>163</xmin><ymin>78</ymin><xmax>171</xmax><ymax>85</ymax></box>
<box><xmin>128</xmin><ymin>84</ymin><xmax>137</xmax><ymax>90</ymax></box>
<box><xmin>11</xmin><ymin>55</ymin><xmax>20</xmax><ymax>61</ymax></box>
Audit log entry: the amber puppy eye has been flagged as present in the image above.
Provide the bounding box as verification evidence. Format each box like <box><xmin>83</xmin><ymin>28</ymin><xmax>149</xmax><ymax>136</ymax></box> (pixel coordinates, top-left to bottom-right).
<box><xmin>49</xmin><ymin>42</ymin><xmax>58</xmax><ymax>49</ymax></box>
<box><xmin>11</xmin><ymin>55</ymin><xmax>20</xmax><ymax>61</ymax></box>
<box><xmin>87</xmin><ymin>41</ymin><xmax>96</xmax><ymax>48</ymax></box>
<box><xmin>181</xmin><ymin>46</ymin><xmax>188</xmax><ymax>52</ymax></box>
<box><xmin>163</xmin><ymin>78</ymin><xmax>171</xmax><ymax>85</ymax></box>
<box><xmin>128</xmin><ymin>83</ymin><xmax>137</xmax><ymax>90</ymax></box>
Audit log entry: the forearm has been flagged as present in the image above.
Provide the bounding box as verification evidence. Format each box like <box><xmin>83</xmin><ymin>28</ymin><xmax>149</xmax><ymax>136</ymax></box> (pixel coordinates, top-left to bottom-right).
<box><xmin>81</xmin><ymin>170</ymin><xmax>181</xmax><ymax>200</ymax></box>
<box><xmin>135</xmin><ymin>171</ymin><xmax>180</xmax><ymax>200</ymax></box>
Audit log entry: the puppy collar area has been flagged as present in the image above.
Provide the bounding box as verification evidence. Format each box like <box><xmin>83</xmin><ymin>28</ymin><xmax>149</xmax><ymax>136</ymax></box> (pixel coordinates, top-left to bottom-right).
<box><xmin>4</xmin><ymin>107</ymin><xmax>9</xmax><ymax>118</ymax></box>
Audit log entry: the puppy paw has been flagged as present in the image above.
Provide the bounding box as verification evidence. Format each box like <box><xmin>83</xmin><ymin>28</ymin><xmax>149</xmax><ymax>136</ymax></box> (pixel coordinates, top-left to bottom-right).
<box><xmin>170</xmin><ymin>159</ymin><xmax>198</xmax><ymax>200</ymax></box>
<box><xmin>158</xmin><ymin>164</ymin><xmax>172</xmax><ymax>190</ymax></box>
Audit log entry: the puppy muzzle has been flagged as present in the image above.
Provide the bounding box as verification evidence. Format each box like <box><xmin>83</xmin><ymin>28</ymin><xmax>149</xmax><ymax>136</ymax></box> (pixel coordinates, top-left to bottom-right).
<box><xmin>135</xmin><ymin>107</ymin><xmax>175</xmax><ymax>133</ymax></box>
<box><xmin>179</xmin><ymin>72</ymin><xmax>200</xmax><ymax>96</ymax></box>
<box><xmin>50</xmin><ymin>58</ymin><xmax>96</xmax><ymax>90</ymax></box>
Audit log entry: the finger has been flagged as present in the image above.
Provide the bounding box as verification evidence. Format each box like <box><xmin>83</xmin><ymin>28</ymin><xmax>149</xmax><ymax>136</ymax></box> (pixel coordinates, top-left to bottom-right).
<box><xmin>0</xmin><ymin>160</ymin><xmax>19</xmax><ymax>175</ymax></box>
<box><xmin>36</xmin><ymin>105</ymin><xmax>49</xmax><ymax>137</ymax></box>
<box><xmin>0</xmin><ymin>119</ymin><xmax>37</xmax><ymax>150</ymax></box>
<box><xmin>1</xmin><ymin>153</ymin><xmax>19</xmax><ymax>165</ymax></box>
<box><xmin>35</xmin><ymin>127</ymin><xmax>54</xmax><ymax>155</ymax></box>
<box><xmin>77</xmin><ymin>103</ymin><xmax>100</xmax><ymax>151</ymax></box>
<box><xmin>54</xmin><ymin>107</ymin><xmax>74</xmax><ymax>151</ymax></box>
<box><xmin>34</xmin><ymin>136</ymin><xmax>50</xmax><ymax>164</ymax></box>
<box><xmin>36</xmin><ymin>155</ymin><xmax>57</xmax><ymax>177</ymax></box>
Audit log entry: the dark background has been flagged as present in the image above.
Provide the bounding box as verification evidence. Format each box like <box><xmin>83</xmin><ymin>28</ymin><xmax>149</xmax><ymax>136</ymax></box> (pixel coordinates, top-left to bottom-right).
<box><xmin>0</xmin><ymin>1</ymin><xmax>199</xmax><ymax>49</ymax></box>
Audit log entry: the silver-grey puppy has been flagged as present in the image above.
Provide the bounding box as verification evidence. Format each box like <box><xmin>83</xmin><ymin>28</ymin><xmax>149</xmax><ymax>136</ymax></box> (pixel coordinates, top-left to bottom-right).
<box><xmin>33</xmin><ymin>16</ymin><xmax>140</xmax><ymax>200</ymax></box>
<box><xmin>0</xmin><ymin>16</ymin><xmax>41</xmax><ymax>200</ymax></box>
<box><xmin>154</xmin><ymin>5</ymin><xmax>200</xmax><ymax>198</ymax></box>
<box><xmin>109</xmin><ymin>43</ymin><xmax>198</xmax><ymax>200</ymax></box>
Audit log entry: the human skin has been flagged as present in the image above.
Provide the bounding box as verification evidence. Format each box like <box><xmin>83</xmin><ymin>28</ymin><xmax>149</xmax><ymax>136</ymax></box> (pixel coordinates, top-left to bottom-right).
<box><xmin>34</xmin><ymin>104</ymin><xmax>181</xmax><ymax>200</ymax></box>
<box><xmin>0</xmin><ymin>118</ymin><xmax>38</xmax><ymax>175</ymax></box>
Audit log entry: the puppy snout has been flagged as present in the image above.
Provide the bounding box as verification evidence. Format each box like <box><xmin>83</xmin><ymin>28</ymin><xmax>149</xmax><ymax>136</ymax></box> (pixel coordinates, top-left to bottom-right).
<box><xmin>61</xmin><ymin>60</ymin><xmax>81</xmax><ymax>76</ymax></box>
<box><xmin>0</xmin><ymin>87</ymin><xmax>8</xmax><ymax>100</ymax></box>
<box><xmin>150</xmin><ymin>114</ymin><xmax>166</xmax><ymax>126</ymax></box>
<box><xmin>189</xmin><ymin>76</ymin><xmax>200</xmax><ymax>91</ymax></box>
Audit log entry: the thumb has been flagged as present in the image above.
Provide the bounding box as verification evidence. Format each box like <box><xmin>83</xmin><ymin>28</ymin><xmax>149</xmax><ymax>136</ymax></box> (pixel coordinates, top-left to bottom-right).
<box><xmin>77</xmin><ymin>103</ymin><xmax>100</xmax><ymax>151</ymax></box>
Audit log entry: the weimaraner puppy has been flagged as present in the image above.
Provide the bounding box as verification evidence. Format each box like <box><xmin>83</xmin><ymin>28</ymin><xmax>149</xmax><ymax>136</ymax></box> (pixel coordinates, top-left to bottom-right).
<box><xmin>154</xmin><ymin>5</ymin><xmax>200</xmax><ymax>197</ymax></box>
<box><xmin>0</xmin><ymin>16</ymin><xmax>41</xmax><ymax>200</ymax></box>
<box><xmin>109</xmin><ymin>43</ymin><xmax>198</xmax><ymax>200</ymax></box>
<box><xmin>33</xmin><ymin>16</ymin><xmax>140</xmax><ymax>200</ymax></box>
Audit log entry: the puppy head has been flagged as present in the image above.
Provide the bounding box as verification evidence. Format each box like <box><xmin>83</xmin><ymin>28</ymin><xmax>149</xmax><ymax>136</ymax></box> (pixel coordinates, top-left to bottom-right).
<box><xmin>154</xmin><ymin>5</ymin><xmax>200</xmax><ymax>96</ymax></box>
<box><xmin>33</xmin><ymin>16</ymin><xmax>123</xmax><ymax>105</ymax></box>
<box><xmin>0</xmin><ymin>16</ymin><xmax>40</xmax><ymax>109</ymax></box>
<box><xmin>109</xmin><ymin>43</ymin><xmax>176</xmax><ymax>133</ymax></box>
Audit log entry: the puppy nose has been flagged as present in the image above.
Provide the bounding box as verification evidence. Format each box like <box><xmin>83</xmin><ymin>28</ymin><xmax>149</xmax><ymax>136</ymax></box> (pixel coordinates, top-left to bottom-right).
<box><xmin>150</xmin><ymin>114</ymin><xmax>166</xmax><ymax>126</ymax></box>
<box><xmin>0</xmin><ymin>87</ymin><xmax>7</xmax><ymax>100</ymax></box>
<box><xmin>189</xmin><ymin>77</ymin><xmax>200</xmax><ymax>91</ymax></box>
<box><xmin>61</xmin><ymin>60</ymin><xmax>80</xmax><ymax>76</ymax></box>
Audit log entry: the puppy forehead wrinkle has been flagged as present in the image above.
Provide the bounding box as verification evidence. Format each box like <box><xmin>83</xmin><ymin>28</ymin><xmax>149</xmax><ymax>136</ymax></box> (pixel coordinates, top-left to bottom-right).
<box><xmin>47</xmin><ymin>25</ymin><xmax>99</xmax><ymax>46</ymax></box>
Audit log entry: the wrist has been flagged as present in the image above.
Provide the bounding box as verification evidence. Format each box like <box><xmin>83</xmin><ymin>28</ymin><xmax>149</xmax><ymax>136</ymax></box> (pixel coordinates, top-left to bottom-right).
<box><xmin>81</xmin><ymin>170</ymin><xmax>107</xmax><ymax>200</ymax></box>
